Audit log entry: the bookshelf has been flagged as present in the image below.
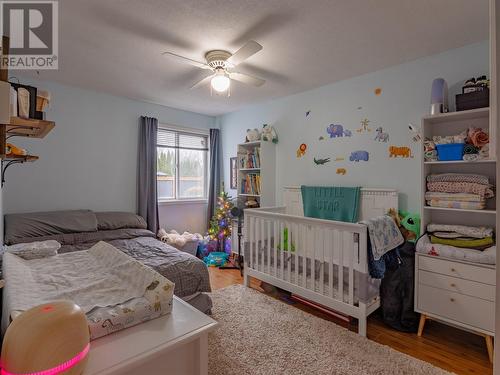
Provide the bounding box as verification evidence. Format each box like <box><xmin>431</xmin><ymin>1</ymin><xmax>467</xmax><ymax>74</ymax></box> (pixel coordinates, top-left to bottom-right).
<box><xmin>236</xmin><ymin>140</ymin><xmax>276</xmax><ymax>207</ymax></box>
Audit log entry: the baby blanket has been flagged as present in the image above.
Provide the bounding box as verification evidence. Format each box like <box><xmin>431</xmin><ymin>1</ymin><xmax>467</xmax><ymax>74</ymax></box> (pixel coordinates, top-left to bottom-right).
<box><xmin>360</xmin><ymin>215</ymin><xmax>404</xmax><ymax>261</ymax></box>
<box><xmin>424</xmin><ymin>192</ymin><xmax>483</xmax><ymax>202</ymax></box>
<box><xmin>427</xmin><ymin>181</ymin><xmax>495</xmax><ymax>199</ymax></box>
<box><xmin>427</xmin><ymin>223</ymin><xmax>494</xmax><ymax>239</ymax></box>
<box><xmin>426</xmin><ymin>200</ymin><xmax>485</xmax><ymax>210</ymax></box>
<box><xmin>426</xmin><ymin>173</ymin><xmax>490</xmax><ymax>185</ymax></box>
<box><xmin>301</xmin><ymin>186</ymin><xmax>360</xmax><ymax>223</ymax></box>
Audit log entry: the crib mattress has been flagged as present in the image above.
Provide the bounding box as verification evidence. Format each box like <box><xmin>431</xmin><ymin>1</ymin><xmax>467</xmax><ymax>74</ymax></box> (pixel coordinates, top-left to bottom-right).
<box><xmin>416</xmin><ymin>235</ymin><xmax>496</xmax><ymax>265</ymax></box>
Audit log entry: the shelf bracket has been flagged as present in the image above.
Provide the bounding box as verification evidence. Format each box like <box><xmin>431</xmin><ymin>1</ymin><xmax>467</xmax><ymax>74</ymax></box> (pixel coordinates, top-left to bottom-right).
<box><xmin>1</xmin><ymin>159</ymin><xmax>25</xmax><ymax>187</ymax></box>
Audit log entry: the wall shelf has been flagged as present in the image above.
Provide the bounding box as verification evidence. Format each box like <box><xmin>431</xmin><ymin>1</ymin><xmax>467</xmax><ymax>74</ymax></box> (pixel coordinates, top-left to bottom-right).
<box><xmin>5</xmin><ymin>117</ymin><xmax>55</xmax><ymax>138</ymax></box>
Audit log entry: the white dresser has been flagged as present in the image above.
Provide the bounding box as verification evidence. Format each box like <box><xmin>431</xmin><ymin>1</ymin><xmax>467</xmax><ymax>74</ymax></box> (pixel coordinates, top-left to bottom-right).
<box><xmin>84</xmin><ymin>296</ymin><xmax>218</xmax><ymax>375</ymax></box>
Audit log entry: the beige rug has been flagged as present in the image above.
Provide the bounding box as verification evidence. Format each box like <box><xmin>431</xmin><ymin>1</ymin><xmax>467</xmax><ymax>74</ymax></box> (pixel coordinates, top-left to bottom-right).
<box><xmin>208</xmin><ymin>285</ymin><xmax>452</xmax><ymax>375</ymax></box>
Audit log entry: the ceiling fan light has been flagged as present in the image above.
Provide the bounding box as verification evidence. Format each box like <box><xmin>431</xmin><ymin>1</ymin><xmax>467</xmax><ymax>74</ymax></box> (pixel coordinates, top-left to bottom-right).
<box><xmin>211</xmin><ymin>73</ymin><xmax>230</xmax><ymax>92</ymax></box>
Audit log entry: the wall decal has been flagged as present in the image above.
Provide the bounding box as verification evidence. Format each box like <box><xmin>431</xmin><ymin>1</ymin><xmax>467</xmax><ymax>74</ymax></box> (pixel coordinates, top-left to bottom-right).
<box><xmin>306</xmin><ymin>110</ymin><xmax>311</xmax><ymax>117</ymax></box>
<box><xmin>314</xmin><ymin>157</ymin><xmax>331</xmax><ymax>165</ymax></box>
<box><xmin>318</xmin><ymin>136</ymin><xmax>325</xmax><ymax>141</ymax></box>
<box><xmin>389</xmin><ymin>145</ymin><xmax>413</xmax><ymax>158</ymax></box>
<box><xmin>357</xmin><ymin>118</ymin><xmax>372</xmax><ymax>133</ymax></box>
<box><xmin>327</xmin><ymin>124</ymin><xmax>351</xmax><ymax>138</ymax></box>
<box><xmin>374</xmin><ymin>87</ymin><xmax>382</xmax><ymax>96</ymax></box>
<box><xmin>336</xmin><ymin>168</ymin><xmax>347</xmax><ymax>175</ymax></box>
<box><xmin>349</xmin><ymin>150</ymin><xmax>369</xmax><ymax>162</ymax></box>
<box><xmin>409</xmin><ymin>123</ymin><xmax>422</xmax><ymax>143</ymax></box>
<box><xmin>374</xmin><ymin>127</ymin><xmax>389</xmax><ymax>142</ymax></box>
<box><xmin>296</xmin><ymin>143</ymin><xmax>307</xmax><ymax>158</ymax></box>
<box><xmin>335</xmin><ymin>157</ymin><xmax>345</xmax><ymax>161</ymax></box>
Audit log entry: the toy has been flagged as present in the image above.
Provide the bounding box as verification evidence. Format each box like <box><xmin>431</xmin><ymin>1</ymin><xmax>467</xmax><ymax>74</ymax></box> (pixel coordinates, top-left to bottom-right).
<box><xmin>314</xmin><ymin>157</ymin><xmax>331</xmax><ymax>165</ymax></box>
<box><xmin>296</xmin><ymin>143</ymin><xmax>307</xmax><ymax>157</ymax></box>
<box><xmin>157</xmin><ymin>229</ymin><xmax>203</xmax><ymax>248</ymax></box>
<box><xmin>326</xmin><ymin>124</ymin><xmax>350</xmax><ymax>138</ymax></box>
<box><xmin>245</xmin><ymin>128</ymin><xmax>261</xmax><ymax>142</ymax></box>
<box><xmin>387</xmin><ymin>209</ymin><xmax>420</xmax><ymax>243</ymax></box>
<box><xmin>374</xmin><ymin>127</ymin><xmax>389</xmax><ymax>142</ymax></box>
<box><xmin>357</xmin><ymin>118</ymin><xmax>371</xmax><ymax>132</ymax></box>
<box><xmin>203</xmin><ymin>252</ymin><xmax>229</xmax><ymax>267</ymax></box>
<box><xmin>389</xmin><ymin>145</ymin><xmax>413</xmax><ymax>158</ymax></box>
<box><xmin>245</xmin><ymin>199</ymin><xmax>259</xmax><ymax>208</ymax></box>
<box><xmin>1</xmin><ymin>301</ymin><xmax>90</xmax><ymax>375</ymax></box>
<box><xmin>261</xmin><ymin>124</ymin><xmax>278</xmax><ymax>144</ymax></box>
<box><xmin>349</xmin><ymin>150</ymin><xmax>369</xmax><ymax>162</ymax></box>
<box><xmin>6</xmin><ymin>143</ymin><xmax>27</xmax><ymax>157</ymax></box>
<box><xmin>277</xmin><ymin>228</ymin><xmax>295</xmax><ymax>252</ymax></box>
<box><xmin>336</xmin><ymin>168</ymin><xmax>346</xmax><ymax>175</ymax></box>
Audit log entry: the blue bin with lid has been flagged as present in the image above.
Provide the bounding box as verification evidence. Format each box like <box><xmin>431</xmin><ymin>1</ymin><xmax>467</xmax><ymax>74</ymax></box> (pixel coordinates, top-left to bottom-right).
<box><xmin>436</xmin><ymin>143</ymin><xmax>464</xmax><ymax>161</ymax></box>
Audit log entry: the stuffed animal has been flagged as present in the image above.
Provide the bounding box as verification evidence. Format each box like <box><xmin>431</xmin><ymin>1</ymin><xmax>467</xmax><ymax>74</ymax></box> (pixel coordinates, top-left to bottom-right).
<box><xmin>157</xmin><ymin>229</ymin><xmax>203</xmax><ymax>248</ymax></box>
<box><xmin>246</xmin><ymin>128</ymin><xmax>261</xmax><ymax>142</ymax></box>
<box><xmin>261</xmin><ymin>124</ymin><xmax>278</xmax><ymax>143</ymax></box>
<box><xmin>387</xmin><ymin>209</ymin><xmax>420</xmax><ymax>243</ymax></box>
<box><xmin>6</xmin><ymin>143</ymin><xmax>27</xmax><ymax>157</ymax></box>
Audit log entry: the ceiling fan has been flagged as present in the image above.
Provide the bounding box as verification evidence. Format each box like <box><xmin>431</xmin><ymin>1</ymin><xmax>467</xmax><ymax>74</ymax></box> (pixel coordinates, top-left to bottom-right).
<box><xmin>162</xmin><ymin>40</ymin><xmax>265</xmax><ymax>95</ymax></box>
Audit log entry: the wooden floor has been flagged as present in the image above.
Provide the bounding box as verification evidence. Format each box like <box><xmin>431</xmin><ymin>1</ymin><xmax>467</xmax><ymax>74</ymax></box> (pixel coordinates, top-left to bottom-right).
<box><xmin>209</xmin><ymin>267</ymin><xmax>493</xmax><ymax>375</ymax></box>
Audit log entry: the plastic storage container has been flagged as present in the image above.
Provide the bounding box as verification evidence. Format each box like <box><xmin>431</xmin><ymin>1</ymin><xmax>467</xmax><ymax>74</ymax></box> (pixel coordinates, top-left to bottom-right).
<box><xmin>436</xmin><ymin>143</ymin><xmax>464</xmax><ymax>161</ymax></box>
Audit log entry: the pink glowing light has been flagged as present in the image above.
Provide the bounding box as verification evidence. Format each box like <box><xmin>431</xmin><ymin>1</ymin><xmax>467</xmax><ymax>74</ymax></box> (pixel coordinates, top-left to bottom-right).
<box><xmin>1</xmin><ymin>343</ymin><xmax>90</xmax><ymax>375</ymax></box>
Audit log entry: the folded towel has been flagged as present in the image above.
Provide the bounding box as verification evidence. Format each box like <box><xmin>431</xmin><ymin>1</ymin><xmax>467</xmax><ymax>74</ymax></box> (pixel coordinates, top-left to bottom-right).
<box><xmin>463</xmin><ymin>154</ymin><xmax>480</xmax><ymax>161</ymax></box>
<box><xmin>427</xmin><ymin>181</ymin><xmax>495</xmax><ymax>199</ymax></box>
<box><xmin>427</xmin><ymin>223</ymin><xmax>494</xmax><ymax>238</ymax></box>
<box><xmin>360</xmin><ymin>215</ymin><xmax>404</xmax><ymax>261</ymax></box>
<box><xmin>301</xmin><ymin>186</ymin><xmax>361</xmax><ymax>223</ymax></box>
<box><xmin>426</xmin><ymin>200</ymin><xmax>485</xmax><ymax>210</ymax></box>
<box><xmin>426</xmin><ymin>173</ymin><xmax>489</xmax><ymax>185</ymax></box>
<box><xmin>424</xmin><ymin>192</ymin><xmax>483</xmax><ymax>202</ymax></box>
<box><xmin>430</xmin><ymin>235</ymin><xmax>494</xmax><ymax>250</ymax></box>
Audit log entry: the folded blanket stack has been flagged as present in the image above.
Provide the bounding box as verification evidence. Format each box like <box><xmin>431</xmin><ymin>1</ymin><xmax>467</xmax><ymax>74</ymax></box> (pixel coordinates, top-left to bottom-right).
<box><xmin>425</xmin><ymin>173</ymin><xmax>495</xmax><ymax>210</ymax></box>
<box><xmin>427</xmin><ymin>223</ymin><xmax>495</xmax><ymax>251</ymax></box>
<box><xmin>424</xmin><ymin>139</ymin><xmax>437</xmax><ymax>162</ymax></box>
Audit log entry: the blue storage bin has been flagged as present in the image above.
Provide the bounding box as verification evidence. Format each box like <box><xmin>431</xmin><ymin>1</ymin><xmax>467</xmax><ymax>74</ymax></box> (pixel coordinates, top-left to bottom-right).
<box><xmin>436</xmin><ymin>143</ymin><xmax>465</xmax><ymax>161</ymax></box>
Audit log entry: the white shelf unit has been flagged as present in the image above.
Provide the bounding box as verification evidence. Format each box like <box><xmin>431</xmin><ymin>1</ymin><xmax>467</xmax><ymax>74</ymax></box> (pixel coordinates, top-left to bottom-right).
<box><xmin>236</xmin><ymin>141</ymin><xmax>276</xmax><ymax>207</ymax></box>
<box><xmin>416</xmin><ymin>108</ymin><xmax>496</xmax><ymax>359</ymax></box>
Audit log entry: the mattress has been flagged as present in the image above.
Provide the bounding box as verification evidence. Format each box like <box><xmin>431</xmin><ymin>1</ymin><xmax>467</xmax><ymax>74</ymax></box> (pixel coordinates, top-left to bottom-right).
<box><xmin>2</xmin><ymin>241</ymin><xmax>175</xmax><ymax>340</ymax></box>
<box><xmin>416</xmin><ymin>235</ymin><xmax>496</xmax><ymax>265</ymax></box>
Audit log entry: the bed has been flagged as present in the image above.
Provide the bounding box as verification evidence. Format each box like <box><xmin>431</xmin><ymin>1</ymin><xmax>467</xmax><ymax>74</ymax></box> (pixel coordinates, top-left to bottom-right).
<box><xmin>3</xmin><ymin>210</ymin><xmax>212</xmax><ymax>317</ymax></box>
<box><xmin>243</xmin><ymin>187</ymin><xmax>398</xmax><ymax>336</ymax></box>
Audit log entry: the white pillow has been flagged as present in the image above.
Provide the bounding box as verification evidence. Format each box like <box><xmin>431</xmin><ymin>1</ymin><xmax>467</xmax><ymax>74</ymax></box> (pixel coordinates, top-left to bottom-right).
<box><xmin>4</xmin><ymin>240</ymin><xmax>61</xmax><ymax>260</ymax></box>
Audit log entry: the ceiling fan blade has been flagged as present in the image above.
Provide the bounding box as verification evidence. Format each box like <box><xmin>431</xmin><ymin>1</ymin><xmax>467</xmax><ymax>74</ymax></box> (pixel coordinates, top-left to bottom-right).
<box><xmin>190</xmin><ymin>74</ymin><xmax>214</xmax><ymax>89</ymax></box>
<box><xmin>229</xmin><ymin>72</ymin><xmax>265</xmax><ymax>87</ymax></box>
<box><xmin>162</xmin><ymin>51</ymin><xmax>212</xmax><ymax>70</ymax></box>
<box><xmin>226</xmin><ymin>40</ymin><xmax>263</xmax><ymax>66</ymax></box>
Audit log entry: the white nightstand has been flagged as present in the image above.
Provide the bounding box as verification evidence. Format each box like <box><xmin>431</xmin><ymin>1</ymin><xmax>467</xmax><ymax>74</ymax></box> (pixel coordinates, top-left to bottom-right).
<box><xmin>84</xmin><ymin>296</ymin><xmax>217</xmax><ymax>375</ymax></box>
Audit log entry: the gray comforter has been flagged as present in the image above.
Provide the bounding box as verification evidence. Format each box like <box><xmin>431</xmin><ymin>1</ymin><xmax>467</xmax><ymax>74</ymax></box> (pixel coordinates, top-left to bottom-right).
<box><xmin>9</xmin><ymin>229</ymin><xmax>211</xmax><ymax>298</ymax></box>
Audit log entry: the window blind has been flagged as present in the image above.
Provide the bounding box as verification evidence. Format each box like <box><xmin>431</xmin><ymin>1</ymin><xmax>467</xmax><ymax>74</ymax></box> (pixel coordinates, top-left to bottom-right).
<box><xmin>157</xmin><ymin>128</ymin><xmax>208</xmax><ymax>151</ymax></box>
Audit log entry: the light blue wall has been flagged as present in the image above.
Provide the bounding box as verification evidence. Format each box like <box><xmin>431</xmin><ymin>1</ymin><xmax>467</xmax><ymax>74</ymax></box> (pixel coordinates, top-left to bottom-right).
<box><xmin>219</xmin><ymin>42</ymin><xmax>489</xmax><ymax>212</ymax></box>
<box><xmin>4</xmin><ymin>78</ymin><xmax>215</xmax><ymax>233</ymax></box>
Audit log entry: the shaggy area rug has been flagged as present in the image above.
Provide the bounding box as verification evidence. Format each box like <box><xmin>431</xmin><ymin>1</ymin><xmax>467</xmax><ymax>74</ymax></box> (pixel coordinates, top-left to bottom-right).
<box><xmin>208</xmin><ymin>285</ymin><xmax>452</xmax><ymax>375</ymax></box>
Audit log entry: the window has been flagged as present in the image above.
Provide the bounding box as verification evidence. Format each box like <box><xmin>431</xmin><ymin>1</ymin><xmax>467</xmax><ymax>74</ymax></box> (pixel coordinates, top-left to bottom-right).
<box><xmin>157</xmin><ymin>127</ymin><xmax>209</xmax><ymax>201</ymax></box>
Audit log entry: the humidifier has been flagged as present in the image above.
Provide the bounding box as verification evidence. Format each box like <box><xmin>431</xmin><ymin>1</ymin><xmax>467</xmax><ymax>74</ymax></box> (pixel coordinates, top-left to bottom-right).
<box><xmin>430</xmin><ymin>78</ymin><xmax>448</xmax><ymax>115</ymax></box>
<box><xmin>1</xmin><ymin>301</ymin><xmax>90</xmax><ymax>375</ymax></box>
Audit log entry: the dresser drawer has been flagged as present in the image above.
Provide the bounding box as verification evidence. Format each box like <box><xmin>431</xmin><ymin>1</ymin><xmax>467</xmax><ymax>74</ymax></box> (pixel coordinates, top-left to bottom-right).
<box><xmin>419</xmin><ymin>270</ymin><xmax>495</xmax><ymax>302</ymax></box>
<box><xmin>417</xmin><ymin>284</ymin><xmax>495</xmax><ymax>333</ymax></box>
<box><xmin>418</xmin><ymin>255</ymin><xmax>495</xmax><ymax>285</ymax></box>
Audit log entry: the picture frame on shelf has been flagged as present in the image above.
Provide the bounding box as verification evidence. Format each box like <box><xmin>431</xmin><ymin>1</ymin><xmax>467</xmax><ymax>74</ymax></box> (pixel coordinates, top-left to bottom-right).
<box><xmin>230</xmin><ymin>157</ymin><xmax>237</xmax><ymax>189</ymax></box>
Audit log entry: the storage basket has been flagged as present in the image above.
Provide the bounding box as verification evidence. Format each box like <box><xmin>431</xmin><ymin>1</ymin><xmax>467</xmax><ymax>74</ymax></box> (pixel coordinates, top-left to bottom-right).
<box><xmin>436</xmin><ymin>143</ymin><xmax>464</xmax><ymax>161</ymax></box>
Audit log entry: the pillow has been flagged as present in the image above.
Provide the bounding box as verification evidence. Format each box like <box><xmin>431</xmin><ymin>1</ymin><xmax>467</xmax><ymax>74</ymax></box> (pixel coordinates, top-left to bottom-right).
<box><xmin>4</xmin><ymin>240</ymin><xmax>61</xmax><ymax>260</ymax></box>
<box><xmin>4</xmin><ymin>210</ymin><xmax>98</xmax><ymax>245</ymax></box>
<box><xmin>95</xmin><ymin>212</ymin><xmax>147</xmax><ymax>231</ymax></box>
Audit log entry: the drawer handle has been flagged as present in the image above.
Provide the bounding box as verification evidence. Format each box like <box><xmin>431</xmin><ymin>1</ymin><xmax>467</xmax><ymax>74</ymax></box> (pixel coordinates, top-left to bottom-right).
<box><xmin>450</xmin><ymin>298</ymin><xmax>455</xmax><ymax>302</ymax></box>
<box><xmin>450</xmin><ymin>283</ymin><xmax>456</xmax><ymax>287</ymax></box>
<box><xmin>451</xmin><ymin>268</ymin><xmax>456</xmax><ymax>272</ymax></box>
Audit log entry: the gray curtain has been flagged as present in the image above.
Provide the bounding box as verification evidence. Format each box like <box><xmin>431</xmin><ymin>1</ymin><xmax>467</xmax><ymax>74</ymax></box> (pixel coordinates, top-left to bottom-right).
<box><xmin>138</xmin><ymin>116</ymin><xmax>159</xmax><ymax>233</ymax></box>
<box><xmin>207</xmin><ymin>128</ymin><xmax>221</xmax><ymax>228</ymax></box>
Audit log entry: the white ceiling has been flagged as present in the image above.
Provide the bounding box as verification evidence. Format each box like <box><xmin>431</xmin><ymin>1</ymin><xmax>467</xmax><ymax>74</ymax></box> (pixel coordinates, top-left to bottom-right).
<box><xmin>24</xmin><ymin>0</ymin><xmax>489</xmax><ymax>116</ymax></box>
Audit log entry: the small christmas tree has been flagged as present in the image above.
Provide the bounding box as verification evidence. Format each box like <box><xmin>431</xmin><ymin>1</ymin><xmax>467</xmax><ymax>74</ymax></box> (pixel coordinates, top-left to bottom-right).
<box><xmin>208</xmin><ymin>191</ymin><xmax>234</xmax><ymax>253</ymax></box>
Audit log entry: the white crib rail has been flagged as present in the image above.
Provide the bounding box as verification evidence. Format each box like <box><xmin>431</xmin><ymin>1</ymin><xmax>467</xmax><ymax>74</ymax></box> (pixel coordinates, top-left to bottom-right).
<box><xmin>243</xmin><ymin>207</ymin><xmax>370</xmax><ymax>329</ymax></box>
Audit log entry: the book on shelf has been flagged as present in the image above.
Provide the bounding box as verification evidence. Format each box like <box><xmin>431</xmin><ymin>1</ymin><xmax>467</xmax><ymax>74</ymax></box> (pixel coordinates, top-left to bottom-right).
<box><xmin>239</xmin><ymin>147</ymin><xmax>260</xmax><ymax>169</ymax></box>
<box><xmin>241</xmin><ymin>173</ymin><xmax>261</xmax><ymax>195</ymax></box>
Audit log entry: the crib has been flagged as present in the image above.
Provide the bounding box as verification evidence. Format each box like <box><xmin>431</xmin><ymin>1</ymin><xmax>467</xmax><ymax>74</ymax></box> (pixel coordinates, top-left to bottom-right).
<box><xmin>243</xmin><ymin>187</ymin><xmax>398</xmax><ymax>336</ymax></box>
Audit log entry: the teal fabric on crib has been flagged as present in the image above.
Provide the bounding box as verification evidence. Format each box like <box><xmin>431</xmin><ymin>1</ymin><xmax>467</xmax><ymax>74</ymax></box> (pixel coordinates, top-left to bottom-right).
<box><xmin>300</xmin><ymin>186</ymin><xmax>361</xmax><ymax>223</ymax></box>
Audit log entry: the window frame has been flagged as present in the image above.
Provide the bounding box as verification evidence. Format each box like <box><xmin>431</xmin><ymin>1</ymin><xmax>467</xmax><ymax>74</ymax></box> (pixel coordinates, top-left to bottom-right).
<box><xmin>157</xmin><ymin>124</ymin><xmax>209</xmax><ymax>204</ymax></box>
